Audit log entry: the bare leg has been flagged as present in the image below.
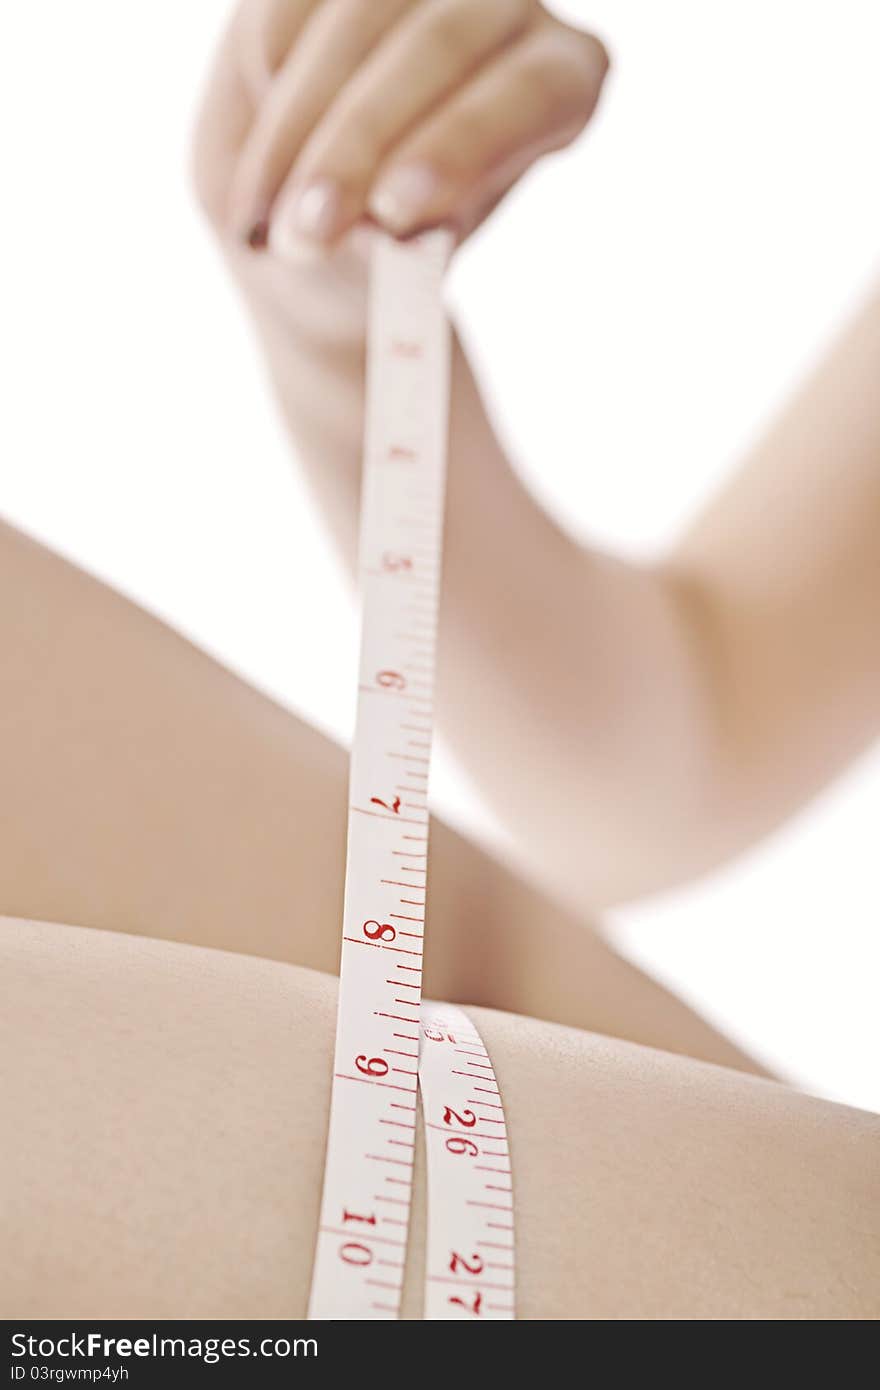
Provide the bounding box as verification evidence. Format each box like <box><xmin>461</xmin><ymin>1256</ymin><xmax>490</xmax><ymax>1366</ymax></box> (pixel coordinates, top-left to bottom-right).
<box><xmin>1</xmin><ymin>918</ymin><xmax>875</xmax><ymax>1320</ymax></box>
<box><xmin>0</xmin><ymin>519</ymin><xmax>759</xmax><ymax>1071</ymax></box>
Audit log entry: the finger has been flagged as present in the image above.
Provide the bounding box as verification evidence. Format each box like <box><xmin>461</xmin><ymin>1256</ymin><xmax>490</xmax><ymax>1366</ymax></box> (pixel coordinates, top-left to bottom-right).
<box><xmin>367</xmin><ymin>18</ymin><xmax>609</xmax><ymax>239</ymax></box>
<box><xmin>235</xmin><ymin>0</ymin><xmax>321</xmax><ymax>101</ymax></box>
<box><xmin>269</xmin><ymin>0</ymin><xmax>534</xmax><ymax>257</ymax></box>
<box><xmin>230</xmin><ymin>0</ymin><xmax>416</xmax><ymax>245</ymax></box>
<box><xmin>191</xmin><ymin>8</ymin><xmax>260</xmax><ymax>227</ymax></box>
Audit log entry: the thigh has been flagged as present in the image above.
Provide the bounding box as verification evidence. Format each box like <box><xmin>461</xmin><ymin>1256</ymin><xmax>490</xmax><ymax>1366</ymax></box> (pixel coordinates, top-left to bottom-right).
<box><xmin>0</xmin><ymin>518</ymin><xmax>758</xmax><ymax>1071</ymax></box>
<box><xmin>1</xmin><ymin>918</ymin><xmax>876</xmax><ymax>1319</ymax></box>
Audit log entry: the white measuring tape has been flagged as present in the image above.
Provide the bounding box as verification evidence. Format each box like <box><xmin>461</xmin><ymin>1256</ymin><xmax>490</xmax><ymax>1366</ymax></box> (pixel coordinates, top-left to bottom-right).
<box><xmin>308</xmin><ymin>231</ymin><xmax>515</xmax><ymax>1321</ymax></box>
<box><xmin>419</xmin><ymin>1002</ymin><xmax>515</xmax><ymax>1319</ymax></box>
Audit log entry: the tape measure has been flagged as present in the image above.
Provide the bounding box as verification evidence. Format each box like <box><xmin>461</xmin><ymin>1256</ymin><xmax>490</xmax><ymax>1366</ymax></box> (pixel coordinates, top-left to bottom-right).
<box><xmin>308</xmin><ymin>231</ymin><xmax>515</xmax><ymax>1321</ymax></box>
<box><xmin>419</xmin><ymin>1002</ymin><xmax>515</xmax><ymax>1320</ymax></box>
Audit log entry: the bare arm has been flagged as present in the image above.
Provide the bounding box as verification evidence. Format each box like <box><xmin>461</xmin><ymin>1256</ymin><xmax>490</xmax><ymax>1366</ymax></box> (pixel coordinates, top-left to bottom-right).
<box><xmin>193</xmin><ymin>3</ymin><xmax>880</xmax><ymax>911</ymax></box>
<box><xmin>440</xmin><ymin>289</ymin><xmax>880</xmax><ymax>905</ymax></box>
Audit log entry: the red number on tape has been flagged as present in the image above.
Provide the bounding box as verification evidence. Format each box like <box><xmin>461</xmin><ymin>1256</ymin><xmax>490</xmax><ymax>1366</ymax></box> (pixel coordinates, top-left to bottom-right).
<box><xmin>363</xmin><ymin>920</ymin><xmax>396</xmax><ymax>942</ymax></box>
<box><xmin>449</xmin><ymin>1292</ymin><xmax>483</xmax><ymax>1316</ymax></box>
<box><xmin>382</xmin><ymin>552</ymin><xmax>413</xmax><ymax>572</ymax></box>
<box><xmin>376</xmin><ymin>670</ymin><xmax>406</xmax><ymax>690</ymax></box>
<box><xmin>356</xmin><ymin>1056</ymin><xmax>389</xmax><ymax>1077</ymax></box>
<box><xmin>443</xmin><ymin>1106</ymin><xmax>476</xmax><ymax>1129</ymax></box>
<box><xmin>343</xmin><ymin>1210</ymin><xmax>377</xmax><ymax>1227</ymax></box>
<box><xmin>446</xmin><ymin>1137</ymin><xmax>479</xmax><ymax>1158</ymax></box>
<box><xmin>340</xmin><ymin>1243</ymin><xmax>373</xmax><ymax>1267</ymax></box>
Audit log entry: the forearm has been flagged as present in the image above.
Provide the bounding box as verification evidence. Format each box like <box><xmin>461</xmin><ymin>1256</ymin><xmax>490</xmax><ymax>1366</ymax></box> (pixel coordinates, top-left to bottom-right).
<box><xmin>672</xmin><ymin>284</ymin><xmax>880</xmax><ymax>834</ymax></box>
<box><xmin>247</xmin><ymin>259</ymin><xmax>880</xmax><ymax>909</ymax></box>
<box><xmin>244</xmin><ymin>262</ymin><xmax>722</xmax><ymax>909</ymax></box>
<box><xmin>437</xmin><ymin>342</ymin><xmax>720</xmax><ymax>907</ymax></box>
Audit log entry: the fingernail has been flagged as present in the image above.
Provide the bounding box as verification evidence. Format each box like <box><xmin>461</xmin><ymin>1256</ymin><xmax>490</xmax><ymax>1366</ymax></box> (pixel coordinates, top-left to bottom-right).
<box><xmin>369</xmin><ymin>164</ymin><xmax>439</xmax><ymax>235</ymax></box>
<box><xmin>287</xmin><ymin>177</ymin><xmax>343</xmax><ymax>243</ymax></box>
<box><xmin>245</xmin><ymin>217</ymin><xmax>270</xmax><ymax>251</ymax></box>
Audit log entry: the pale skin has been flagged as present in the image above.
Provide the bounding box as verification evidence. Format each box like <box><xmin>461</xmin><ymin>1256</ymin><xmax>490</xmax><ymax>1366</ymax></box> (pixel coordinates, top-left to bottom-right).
<box><xmin>1</xmin><ymin>0</ymin><xmax>878</xmax><ymax>1318</ymax></box>
<box><xmin>3</xmin><ymin>919</ymin><xmax>877</xmax><ymax>1320</ymax></box>
<box><xmin>192</xmin><ymin>0</ymin><xmax>880</xmax><ymax>911</ymax></box>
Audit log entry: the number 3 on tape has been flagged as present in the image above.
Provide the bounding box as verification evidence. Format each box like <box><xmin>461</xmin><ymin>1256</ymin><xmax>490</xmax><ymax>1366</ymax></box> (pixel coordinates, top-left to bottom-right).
<box><xmin>307</xmin><ymin>232</ymin><xmax>515</xmax><ymax>1320</ymax></box>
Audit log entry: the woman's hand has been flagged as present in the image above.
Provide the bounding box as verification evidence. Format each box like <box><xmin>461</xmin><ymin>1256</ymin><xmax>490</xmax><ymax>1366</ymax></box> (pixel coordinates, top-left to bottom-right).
<box><xmin>193</xmin><ymin>0</ymin><xmax>609</xmax><ymax>258</ymax></box>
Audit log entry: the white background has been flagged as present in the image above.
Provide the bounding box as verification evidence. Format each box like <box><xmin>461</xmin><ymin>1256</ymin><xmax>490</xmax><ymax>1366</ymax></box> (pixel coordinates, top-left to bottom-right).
<box><xmin>2</xmin><ymin>2</ymin><xmax>878</xmax><ymax>1110</ymax></box>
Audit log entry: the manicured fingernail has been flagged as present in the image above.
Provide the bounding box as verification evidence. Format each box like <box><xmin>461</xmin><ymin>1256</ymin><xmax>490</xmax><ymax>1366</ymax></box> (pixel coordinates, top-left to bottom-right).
<box><xmin>369</xmin><ymin>164</ymin><xmax>439</xmax><ymax>234</ymax></box>
<box><xmin>287</xmin><ymin>177</ymin><xmax>342</xmax><ymax>243</ymax></box>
